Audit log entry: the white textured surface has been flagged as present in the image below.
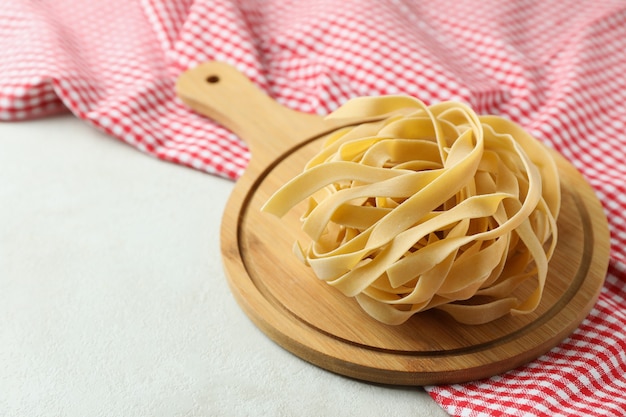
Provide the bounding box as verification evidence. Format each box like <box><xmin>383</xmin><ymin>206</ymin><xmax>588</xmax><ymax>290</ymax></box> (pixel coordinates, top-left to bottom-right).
<box><xmin>0</xmin><ymin>116</ymin><xmax>448</xmax><ymax>417</ymax></box>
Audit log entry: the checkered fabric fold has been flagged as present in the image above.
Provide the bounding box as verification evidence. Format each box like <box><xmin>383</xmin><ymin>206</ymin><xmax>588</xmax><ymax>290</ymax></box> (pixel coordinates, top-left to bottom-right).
<box><xmin>2</xmin><ymin>1</ymin><xmax>625</xmax><ymax>415</ymax></box>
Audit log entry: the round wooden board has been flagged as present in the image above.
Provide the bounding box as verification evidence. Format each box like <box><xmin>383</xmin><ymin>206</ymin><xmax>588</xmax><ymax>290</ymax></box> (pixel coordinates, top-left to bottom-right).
<box><xmin>221</xmin><ymin>139</ymin><xmax>610</xmax><ymax>386</ymax></box>
<box><xmin>175</xmin><ymin>61</ymin><xmax>610</xmax><ymax>386</ymax></box>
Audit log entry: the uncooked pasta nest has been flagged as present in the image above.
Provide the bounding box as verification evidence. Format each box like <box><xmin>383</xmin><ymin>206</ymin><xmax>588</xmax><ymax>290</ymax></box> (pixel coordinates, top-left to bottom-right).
<box><xmin>262</xmin><ymin>96</ymin><xmax>560</xmax><ymax>325</ymax></box>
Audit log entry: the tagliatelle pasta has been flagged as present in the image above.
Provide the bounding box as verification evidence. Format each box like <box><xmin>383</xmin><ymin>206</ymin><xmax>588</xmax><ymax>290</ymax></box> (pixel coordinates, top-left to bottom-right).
<box><xmin>262</xmin><ymin>96</ymin><xmax>560</xmax><ymax>325</ymax></box>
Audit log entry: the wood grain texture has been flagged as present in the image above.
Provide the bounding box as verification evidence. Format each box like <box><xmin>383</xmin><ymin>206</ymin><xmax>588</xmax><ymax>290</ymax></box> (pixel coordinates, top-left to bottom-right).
<box><xmin>176</xmin><ymin>62</ymin><xmax>610</xmax><ymax>385</ymax></box>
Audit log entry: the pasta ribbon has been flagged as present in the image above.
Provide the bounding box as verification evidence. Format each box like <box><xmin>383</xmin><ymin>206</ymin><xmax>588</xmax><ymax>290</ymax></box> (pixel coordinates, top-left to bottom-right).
<box><xmin>262</xmin><ymin>96</ymin><xmax>560</xmax><ymax>325</ymax></box>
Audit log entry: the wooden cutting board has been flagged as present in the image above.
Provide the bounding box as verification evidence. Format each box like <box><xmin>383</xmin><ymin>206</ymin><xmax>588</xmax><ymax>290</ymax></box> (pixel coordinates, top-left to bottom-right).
<box><xmin>176</xmin><ymin>61</ymin><xmax>610</xmax><ymax>385</ymax></box>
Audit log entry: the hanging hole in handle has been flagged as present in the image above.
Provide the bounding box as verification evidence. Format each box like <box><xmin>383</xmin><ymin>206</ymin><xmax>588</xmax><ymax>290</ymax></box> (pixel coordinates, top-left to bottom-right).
<box><xmin>206</xmin><ymin>75</ymin><xmax>220</xmax><ymax>84</ymax></box>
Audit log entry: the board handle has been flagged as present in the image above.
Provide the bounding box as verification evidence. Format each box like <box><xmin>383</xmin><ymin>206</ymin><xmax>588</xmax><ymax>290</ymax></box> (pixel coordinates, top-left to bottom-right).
<box><xmin>175</xmin><ymin>62</ymin><xmax>336</xmax><ymax>166</ymax></box>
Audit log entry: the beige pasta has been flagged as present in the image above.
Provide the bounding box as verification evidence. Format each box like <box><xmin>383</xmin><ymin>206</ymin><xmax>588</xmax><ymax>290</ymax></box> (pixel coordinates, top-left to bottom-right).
<box><xmin>262</xmin><ymin>96</ymin><xmax>560</xmax><ymax>325</ymax></box>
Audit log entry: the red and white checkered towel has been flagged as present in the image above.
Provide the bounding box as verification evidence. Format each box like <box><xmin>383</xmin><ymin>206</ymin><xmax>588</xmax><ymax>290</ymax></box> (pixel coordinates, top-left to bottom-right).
<box><xmin>2</xmin><ymin>1</ymin><xmax>625</xmax><ymax>415</ymax></box>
